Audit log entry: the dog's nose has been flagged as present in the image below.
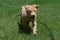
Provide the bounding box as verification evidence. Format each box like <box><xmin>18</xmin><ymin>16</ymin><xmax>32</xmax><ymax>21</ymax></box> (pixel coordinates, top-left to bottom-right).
<box><xmin>32</xmin><ymin>15</ymin><xmax>35</xmax><ymax>18</ymax></box>
<box><xmin>31</xmin><ymin>15</ymin><xmax>35</xmax><ymax>19</ymax></box>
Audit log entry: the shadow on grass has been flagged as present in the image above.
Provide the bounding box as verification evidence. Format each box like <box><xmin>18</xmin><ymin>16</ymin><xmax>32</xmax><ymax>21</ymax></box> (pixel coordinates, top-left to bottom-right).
<box><xmin>17</xmin><ymin>22</ymin><xmax>32</xmax><ymax>34</ymax></box>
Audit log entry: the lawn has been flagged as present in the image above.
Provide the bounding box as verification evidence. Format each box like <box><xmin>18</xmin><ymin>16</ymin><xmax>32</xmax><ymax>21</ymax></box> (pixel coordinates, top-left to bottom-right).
<box><xmin>0</xmin><ymin>0</ymin><xmax>60</xmax><ymax>40</ymax></box>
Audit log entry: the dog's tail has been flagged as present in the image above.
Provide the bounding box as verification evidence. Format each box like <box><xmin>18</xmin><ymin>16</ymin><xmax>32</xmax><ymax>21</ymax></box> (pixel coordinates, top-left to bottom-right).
<box><xmin>21</xmin><ymin>6</ymin><xmax>27</xmax><ymax>17</ymax></box>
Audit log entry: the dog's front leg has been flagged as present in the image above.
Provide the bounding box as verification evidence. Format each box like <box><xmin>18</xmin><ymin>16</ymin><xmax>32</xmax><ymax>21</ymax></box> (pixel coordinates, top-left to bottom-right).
<box><xmin>32</xmin><ymin>19</ymin><xmax>37</xmax><ymax>35</ymax></box>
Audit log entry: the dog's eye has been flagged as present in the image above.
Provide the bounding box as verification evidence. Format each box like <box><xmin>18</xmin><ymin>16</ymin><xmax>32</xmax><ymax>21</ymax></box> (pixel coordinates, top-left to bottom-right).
<box><xmin>26</xmin><ymin>11</ymin><xmax>31</xmax><ymax>14</ymax></box>
<box><xmin>34</xmin><ymin>10</ymin><xmax>36</xmax><ymax>12</ymax></box>
<box><xmin>28</xmin><ymin>11</ymin><xmax>31</xmax><ymax>13</ymax></box>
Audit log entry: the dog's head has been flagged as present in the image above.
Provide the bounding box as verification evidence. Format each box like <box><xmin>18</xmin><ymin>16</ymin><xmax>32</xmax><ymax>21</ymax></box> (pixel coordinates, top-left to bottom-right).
<box><xmin>24</xmin><ymin>4</ymin><xmax>40</xmax><ymax>17</ymax></box>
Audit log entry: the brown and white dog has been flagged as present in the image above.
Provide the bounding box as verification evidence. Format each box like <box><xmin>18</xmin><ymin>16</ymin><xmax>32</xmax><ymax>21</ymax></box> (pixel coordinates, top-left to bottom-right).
<box><xmin>20</xmin><ymin>4</ymin><xmax>39</xmax><ymax>35</ymax></box>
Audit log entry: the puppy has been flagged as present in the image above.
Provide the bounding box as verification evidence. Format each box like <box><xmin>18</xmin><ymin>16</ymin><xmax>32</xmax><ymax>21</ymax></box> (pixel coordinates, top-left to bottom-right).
<box><xmin>20</xmin><ymin>4</ymin><xmax>39</xmax><ymax>34</ymax></box>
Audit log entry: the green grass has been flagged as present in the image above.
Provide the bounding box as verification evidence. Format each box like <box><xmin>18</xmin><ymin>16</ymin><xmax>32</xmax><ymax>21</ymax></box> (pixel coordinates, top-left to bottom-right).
<box><xmin>0</xmin><ymin>0</ymin><xmax>60</xmax><ymax>40</ymax></box>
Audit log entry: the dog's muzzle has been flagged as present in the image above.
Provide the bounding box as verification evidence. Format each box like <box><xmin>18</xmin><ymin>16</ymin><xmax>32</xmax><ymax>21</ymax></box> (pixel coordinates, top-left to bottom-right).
<box><xmin>31</xmin><ymin>15</ymin><xmax>35</xmax><ymax>19</ymax></box>
<box><xmin>32</xmin><ymin>15</ymin><xmax>35</xmax><ymax>18</ymax></box>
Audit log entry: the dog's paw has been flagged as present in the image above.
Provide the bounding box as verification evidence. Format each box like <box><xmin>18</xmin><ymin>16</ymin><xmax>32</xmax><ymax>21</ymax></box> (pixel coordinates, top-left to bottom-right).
<box><xmin>33</xmin><ymin>32</ymin><xmax>37</xmax><ymax>35</ymax></box>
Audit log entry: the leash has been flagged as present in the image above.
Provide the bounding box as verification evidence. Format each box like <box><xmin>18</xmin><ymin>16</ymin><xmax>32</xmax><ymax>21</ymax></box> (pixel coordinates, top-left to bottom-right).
<box><xmin>15</xmin><ymin>14</ymin><xmax>55</xmax><ymax>40</ymax></box>
<box><xmin>37</xmin><ymin>20</ymin><xmax>55</xmax><ymax>40</ymax></box>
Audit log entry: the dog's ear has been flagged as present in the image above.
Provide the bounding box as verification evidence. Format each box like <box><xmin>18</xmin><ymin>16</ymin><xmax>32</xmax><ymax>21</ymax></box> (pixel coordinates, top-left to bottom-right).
<box><xmin>25</xmin><ymin>5</ymin><xmax>30</xmax><ymax>9</ymax></box>
<box><xmin>33</xmin><ymin>5</ymin><xmax>40</xmax><ymax>8</ymax></box>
